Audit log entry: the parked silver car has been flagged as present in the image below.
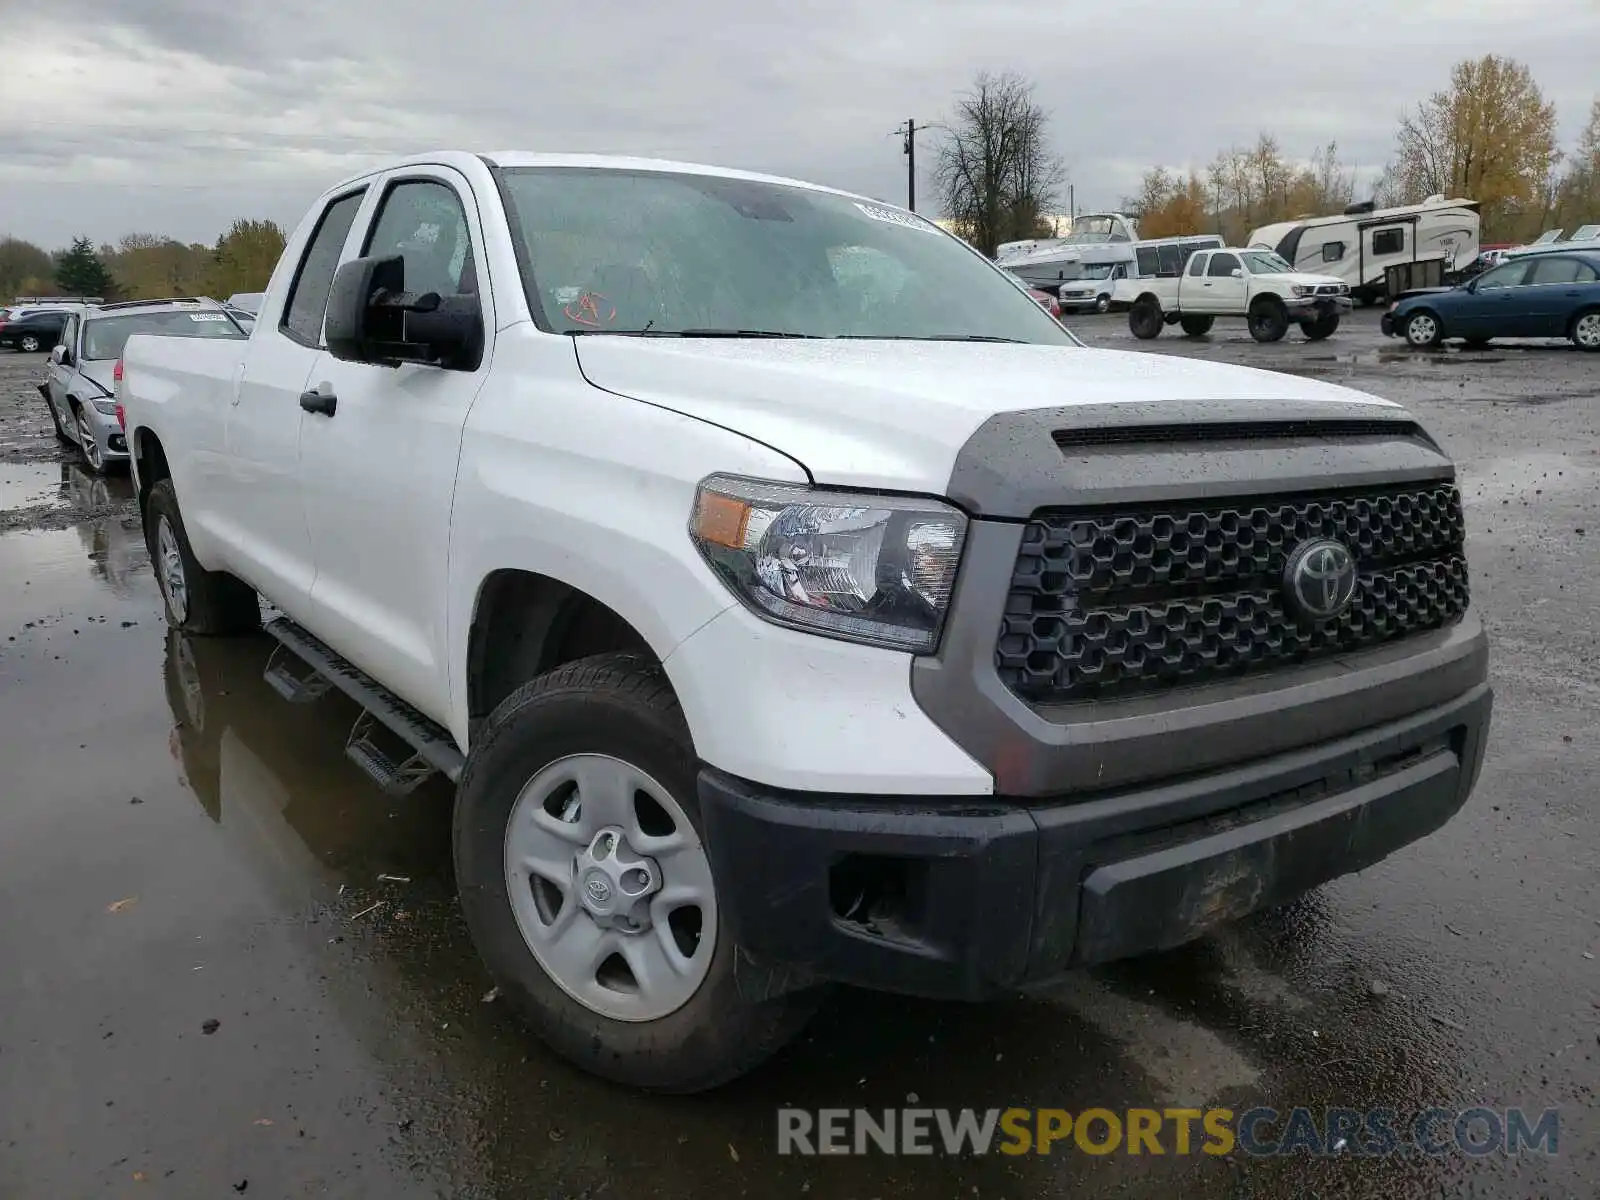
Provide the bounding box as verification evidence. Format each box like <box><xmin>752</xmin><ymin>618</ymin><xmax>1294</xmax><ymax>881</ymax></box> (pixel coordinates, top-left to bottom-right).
<box><xmin>40</xmin><ymin>298</ymin><xmax>248</xmax><ymax>472</ymax></box>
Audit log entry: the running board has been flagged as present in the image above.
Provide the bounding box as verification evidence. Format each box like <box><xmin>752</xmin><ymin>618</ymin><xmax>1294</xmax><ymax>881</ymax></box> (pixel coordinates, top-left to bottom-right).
<box><xmin>263</xmin><ymin>617</ymin><xmax>465</xmax><ymax>787</ymax></box>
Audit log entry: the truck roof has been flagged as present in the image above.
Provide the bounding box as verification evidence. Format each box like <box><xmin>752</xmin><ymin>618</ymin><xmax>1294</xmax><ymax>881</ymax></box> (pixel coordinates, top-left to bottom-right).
<box><xmin>324</xmin><ymin>150</ymin><xmax>870</xmax><ymax>205</ymax></box>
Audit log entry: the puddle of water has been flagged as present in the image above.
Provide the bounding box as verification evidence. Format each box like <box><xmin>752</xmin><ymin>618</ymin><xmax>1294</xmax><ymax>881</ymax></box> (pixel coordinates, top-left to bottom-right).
<box><xmin>0</xmin><ymin>520</ymin><xmax>151</xmax><ymax>621</ymax></box>
<box><xmin>0</xmin><ymin>462</ymin><xmax>67</xmax><ymax>510</ymax></box>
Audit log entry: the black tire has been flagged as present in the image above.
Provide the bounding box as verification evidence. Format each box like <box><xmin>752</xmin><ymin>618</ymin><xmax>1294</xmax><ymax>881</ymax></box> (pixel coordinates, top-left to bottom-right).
<box><xmin>1403</xmin><ymin>309</ymin><xmax>1444</xmax><ymax>349</ymax></box>
<box><xmin>143</xmin><ymin>479</ymin><xmax>261</xmax><ymax>635</ymax></box>
<box><xmin>1095</xmin><ymin>293</ymin><xmax>1111</xmax><ymax>314</ymax></box>
<box><xmin>1301</xmin><ymin>313</ymin><xmax>1340</xmax><ymax>341</ymax></box>
<box><xmin>41</xmin><ymin>387</ymin><xmax>73</xmax><ymax>443</ymax></box>
<box><xmin>1179</xmin><ymin>315</ymin><xmax>1214</xmax><ymax>338</ymax></box>
<box><xmin>1247</xmin><ymin>298</ymin><xmax>1290</xmax><ymax>343</ymax></box>
<box><xmin>453</xmin><ymin>652</ymin><xmax>819</xmax><ymax>1092</ymax></box>
<box><xmin>1571</xmin><ymin>308</ymin><xmax>1600</xmax><ymax>352</ymax></box>
<box><xmin>1129</xmin><ymin>299</ymin><xmax>1164</xmax><ymax>340</ymax></box>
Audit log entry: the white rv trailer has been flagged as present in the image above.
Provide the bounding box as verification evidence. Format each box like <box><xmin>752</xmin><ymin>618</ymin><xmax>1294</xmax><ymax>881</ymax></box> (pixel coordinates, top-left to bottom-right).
<box><xmin>998</xmin><ymin>212</ymin><xmax>1222</xmax><ymax>309</ymax></box>
<box><xmin>1248</xmin><ymin>195</ymin><xmax>1480</xmax><ymax>303</ymax></box>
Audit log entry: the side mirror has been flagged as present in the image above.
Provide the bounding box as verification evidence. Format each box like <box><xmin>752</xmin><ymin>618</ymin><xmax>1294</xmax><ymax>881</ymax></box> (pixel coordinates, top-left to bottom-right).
<box><xmin>1230</xmin><ymin>268</ymin><xmax>1243</xmax><ymax>279</ymax></box>
<box><xmin>325</xmin><ymin>254</ymin><xmax>483</xmax><ymax>370</ymax></box>
<box><xmin>49</xmin><ymin>345</ymin><xmax>66</xmax><ymax>366</ymax></box>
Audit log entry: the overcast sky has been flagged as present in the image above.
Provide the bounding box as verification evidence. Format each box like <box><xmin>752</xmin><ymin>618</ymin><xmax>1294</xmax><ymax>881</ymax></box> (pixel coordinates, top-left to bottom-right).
<box><xmin>3</xmin><ymin>0</ymin><xmax>1598</xmax><ymax>249</ymax></box>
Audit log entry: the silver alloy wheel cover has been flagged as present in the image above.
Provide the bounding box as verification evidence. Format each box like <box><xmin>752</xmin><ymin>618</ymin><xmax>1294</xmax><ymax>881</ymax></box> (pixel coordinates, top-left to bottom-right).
<box><xmin>20</xmin><ymin>335</ymin><xmax>39</xmax><ymax>352</ymax></box>
<box><xmin>156</xmin><ymin>517</ymin><xmax>189</xmax><ymax>623</ymax></box>
<box><xmin>75</xmin><ymin>408</ymin><xmax>101</xmax><ymax>470</ymax></box>
<box><xmin>503</xmin><ymin>753</ymin><xmax>717</xmax><ymax>1022</ymax></box>
<box><xmin>1576</xmin><ymin>313</ymin><xmax>1600</xmax><ymax>347</ymax></box>
<box><xmin>1408</xmin><ymin>314</ymin><xmax>1436</xmax><ymax>345</ymax></box>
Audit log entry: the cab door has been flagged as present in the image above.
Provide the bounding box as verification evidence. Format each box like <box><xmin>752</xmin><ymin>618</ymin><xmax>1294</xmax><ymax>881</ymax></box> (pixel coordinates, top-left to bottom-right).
<box><xmin>215</xmin><ymin>187</ymin><xmax>369</xmax><ymax>609</ymax></box>
<box><xmin>1200</xmin><ymin>251</ymin><xmax>1246</xmax><ymax>313</ymax></box>
<box><xmin>295</xmin><ymin>168</ymin><xmax>495</xmax><ymax>722</ymax></box>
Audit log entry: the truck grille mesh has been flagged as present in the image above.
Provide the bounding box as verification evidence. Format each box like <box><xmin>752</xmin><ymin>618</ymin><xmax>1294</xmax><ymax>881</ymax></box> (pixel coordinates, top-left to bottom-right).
<box><xmin>997</xmin><ymin>483</ymin><xmax>1469</xmax><ymax>703</ymax></box>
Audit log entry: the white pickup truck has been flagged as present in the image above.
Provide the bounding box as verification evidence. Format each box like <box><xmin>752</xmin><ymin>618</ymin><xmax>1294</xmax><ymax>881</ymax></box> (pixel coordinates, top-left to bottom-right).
<box><xmin>119</xmin><ymin>152</ymin><xmax>1491</xmax><ymax>1092</ymax></box>
<box><xmin>1114</xmin><ymin>247</ymin><xmax>1352</xmax><ymax>343</ymax></box>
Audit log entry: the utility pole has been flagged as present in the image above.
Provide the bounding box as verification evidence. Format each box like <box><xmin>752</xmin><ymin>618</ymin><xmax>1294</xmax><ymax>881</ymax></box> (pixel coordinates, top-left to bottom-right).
<box><xmin>901</xmin><ymin>118</ymin><xmax>917</xmax><ymax>212</ymax></box>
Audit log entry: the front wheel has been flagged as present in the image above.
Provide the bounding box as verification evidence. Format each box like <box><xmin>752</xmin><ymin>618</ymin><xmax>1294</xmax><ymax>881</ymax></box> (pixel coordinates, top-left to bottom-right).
<box><xmin>1095</xmin><ymin>293</ymin><xmax>1111</xmax><ymax>314</ymax></box>
<box><xmin>1404</xmin><ymin>311</ymin><xmax>1443</xmax><ymax>349</ymax></box>
<box><xmin>1179</xmin><ymin>315</ymin><xmax>1214</xmax><ymax>338</ymax></box>
<box><xmin>454</xmin><ymin>653</ymin><xmax>818</xmax><ymax>1092</ymax></box>
<box><xmin>1301</xmin><ymin>313</ymin><xmax>1340</xmax><ymax>340</ymax></box>
<box><xmin>1572</xmin><ymin>309</ymin><xmax>1600</xmax><ymax>352</ymax></box>
<box><xmin>19</xmin><ymin>334</ymin><xmax>41</xmax><ymax>353</ymax></box>
<box><xmin>143</xmin><ymin>480</ymin><xmax>261</xmax><ymax>634</ymax></box>
<box><xmin>1247</xmin><ymin>299</ymin><xmax>1290</xmax><ymax>343</ymax></box>
<box><xmin>72</xmin><ymin>405</ymin><xmax>105</xmax><ymax>474</ymax></box>
<box><xmin>1129</xmin><ymin>300</ymin><xmax>1164</xmax><ymax>340</ymax></box>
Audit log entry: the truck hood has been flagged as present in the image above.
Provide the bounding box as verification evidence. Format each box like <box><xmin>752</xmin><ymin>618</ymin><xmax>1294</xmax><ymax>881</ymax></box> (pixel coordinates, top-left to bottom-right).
<box><xmin>1273</xmin><ymin>270</ymin><xmax>1347</xmax><ymax>288</ymax></box>
<box><xmin>574</xmin><ymin>338</ymin><xmax>1399</xmax><ymax>493</ymax></box>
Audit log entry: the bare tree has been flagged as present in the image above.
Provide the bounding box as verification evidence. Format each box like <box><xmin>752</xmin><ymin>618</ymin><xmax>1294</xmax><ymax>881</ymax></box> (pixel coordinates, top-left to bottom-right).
<box><xmin>935</xmin><ymin>71</ymin><xmax>1063</xmax><ymax>256</ymax></box>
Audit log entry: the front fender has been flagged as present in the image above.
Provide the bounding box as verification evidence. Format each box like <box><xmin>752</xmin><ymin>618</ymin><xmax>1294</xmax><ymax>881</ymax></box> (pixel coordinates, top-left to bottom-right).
<box><xmin>446</xmin><ymin>345</ymin><xmax>808</xmax><ymax>752</ymax></box>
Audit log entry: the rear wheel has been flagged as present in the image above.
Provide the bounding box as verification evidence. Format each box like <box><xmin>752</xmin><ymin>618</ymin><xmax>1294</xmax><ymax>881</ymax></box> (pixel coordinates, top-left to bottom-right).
<box><xmin>1247</xmin><ymin>298</ymin><xmax>1290</xmax><ymax>343</ymax></box>
<box><xmin>1300</xmin><ymin>313</ymin><xmax>1340</xmax><ymax>340</ymax></box>
<box><xmin>1129</xmin><ymin>299</ymin><xmax>1164</xmax><ymax>340</ymax></box>
<box><xmin>144</xmin><ymin>480</ymin><xmax>261</xmax><ymax>635</ymax></box>
<box><xmin>1404</xmin><ymin>310</ymin><xmax>1444</xmax><ymax>349</ymax></box>
<box><xmin>454</xmin><ymin>653</ymin><xmax>818</xmax><ymax>1092</ymax></box>
<box><xmin>1179</xmin><ymin>315</ymin><xmax>1214</xmax><ymax>337</ymax></box>
<box><xmin>1572</xmin><ymin>309</ymin><xmax>1600</xmax><ymax>352</ymax></box>
<box><xmin>19</xmin><ymin>334</ymin><xmax>41</xmax><ymax>353</ymax></box>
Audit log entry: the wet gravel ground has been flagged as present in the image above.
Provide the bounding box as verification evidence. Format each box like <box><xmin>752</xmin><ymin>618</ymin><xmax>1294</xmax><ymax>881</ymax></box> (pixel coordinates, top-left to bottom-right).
<box><xmin>0</xmin><ymin>316</ymin><xmax>1596</xmax><ymax>1199</ymax></box>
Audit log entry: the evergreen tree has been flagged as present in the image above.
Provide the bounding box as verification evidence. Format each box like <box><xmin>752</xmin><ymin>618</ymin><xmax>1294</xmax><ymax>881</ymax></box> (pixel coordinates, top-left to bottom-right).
<box><xmin>52</xmin><ymin>236</ymin><xmax>114</xmax><ymax>297</ymax></box>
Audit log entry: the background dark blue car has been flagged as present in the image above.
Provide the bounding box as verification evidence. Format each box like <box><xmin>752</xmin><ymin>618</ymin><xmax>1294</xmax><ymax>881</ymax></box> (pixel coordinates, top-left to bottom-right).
<box><xmin>1382</xmin><ymin>249</ymin><xmax>1600</xmax><ymax>351</ymax></box>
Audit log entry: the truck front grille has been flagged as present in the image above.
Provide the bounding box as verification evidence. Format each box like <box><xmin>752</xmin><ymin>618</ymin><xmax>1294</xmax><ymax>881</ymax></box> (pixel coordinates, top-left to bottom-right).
<box><xmin>996</xmin><ymin>483</ymin><xmax>1469</xmax><ymax>703</ymax></box>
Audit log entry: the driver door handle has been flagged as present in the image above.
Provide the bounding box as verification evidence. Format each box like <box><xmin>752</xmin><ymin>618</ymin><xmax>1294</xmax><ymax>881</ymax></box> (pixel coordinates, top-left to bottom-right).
<box><xmin>300</xmin><ymin>388</ymin><xmax>337</xmax><ymax>417</ymax></box>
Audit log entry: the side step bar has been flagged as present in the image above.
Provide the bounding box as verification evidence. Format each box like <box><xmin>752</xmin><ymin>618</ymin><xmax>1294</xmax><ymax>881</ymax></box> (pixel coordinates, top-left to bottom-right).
<box><xmin>263</xmin><ymin>617</ymin><xmax>465</xmax><ymax>792</ymax></box>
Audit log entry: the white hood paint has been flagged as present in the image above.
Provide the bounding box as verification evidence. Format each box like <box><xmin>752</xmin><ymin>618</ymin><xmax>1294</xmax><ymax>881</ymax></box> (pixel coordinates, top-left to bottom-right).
<box><xmin>574</xmin><ymin>339</ymin><xmax>1398</xmax><ymax>493</ymax></box>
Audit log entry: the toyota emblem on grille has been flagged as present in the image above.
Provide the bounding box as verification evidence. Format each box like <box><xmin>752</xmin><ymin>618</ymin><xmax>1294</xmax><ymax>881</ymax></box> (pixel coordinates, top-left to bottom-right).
<box><xmin>1284</xmin><ymin>538</ymin><xmax>1357</xmax><ymax>620</ymax></box>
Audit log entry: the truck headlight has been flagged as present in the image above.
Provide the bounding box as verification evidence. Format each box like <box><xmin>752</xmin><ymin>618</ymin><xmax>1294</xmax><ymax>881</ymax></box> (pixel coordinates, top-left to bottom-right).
<box><xmin>1290</xmin><ymin>285</ymin><xmax>1314</xmax><ymax>297</ymax></box>
<box><xmin>690</xmin><ymin>474</ymin><xmax>967</xmax><ymax>652</ymax></box>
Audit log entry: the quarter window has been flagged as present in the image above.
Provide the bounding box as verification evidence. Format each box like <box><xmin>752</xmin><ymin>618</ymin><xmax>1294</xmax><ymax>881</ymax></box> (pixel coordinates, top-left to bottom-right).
<box><xmin>1187</xmin><ymin>254</ymin><xmax>1207</xmax><ymax>277</ymax></box>
<box><xmin>281</xmin><ymin>190</ymin><xmax>366</xmax><ymax>346</ymax></box>
<box><xmin>1528</xmin><ymin>256</ymin><xmax>1587</xmax><ymax>285</ymax></box>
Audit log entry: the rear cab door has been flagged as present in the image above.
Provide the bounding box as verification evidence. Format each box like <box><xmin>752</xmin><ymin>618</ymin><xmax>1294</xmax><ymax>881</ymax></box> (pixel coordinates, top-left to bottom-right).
<box><xmin>215</xmin><ymin>186</ymin><xmax>370</xmax><ymax>613</ymax></box>
<box><xmin>1522</xmin><ymin>255</ymin><xmax>1597</xmax><ymax>337</ymax></box>
<box><xmin>1179</xmin><ymin>251</ymin><xmax>1210</xmax><ymax>310</ymax></box>
<box><xmin>294</xmin><ymin>164</ymin><xmax>496</xmax><ymax>723</ymax></box>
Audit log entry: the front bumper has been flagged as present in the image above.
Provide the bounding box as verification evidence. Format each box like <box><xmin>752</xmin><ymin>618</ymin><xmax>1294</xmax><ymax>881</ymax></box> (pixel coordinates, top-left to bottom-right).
<box><xmin>1381</xmin><ymin>311</ymin><xmax>1397</xmax><ymax>336</ymax></box>
<box><xmin>1283</xmin><ymin>294</ymin><xmax>1353</xmax><ymax>316</ymax></box>
<box><xmin>699</xmin><ymin>683</ymin><xmax>1491</xmax><ymax>1000</ymax></box>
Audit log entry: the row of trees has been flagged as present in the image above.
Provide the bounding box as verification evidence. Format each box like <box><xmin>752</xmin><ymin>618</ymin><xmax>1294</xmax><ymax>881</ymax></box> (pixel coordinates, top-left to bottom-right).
<box><xmin>932</xmin><ymin>56</ymin><xmax>1600</xmax><ymax>255</ymax></box>
<box><xmin>0</xmin><ymin>219</ymin><xmax>286</xmax><ymax>305</ymax></box>
<box><xmin>1127</xmin><ymin>57</ymin><xmax>1600</xmax><ymax>245</ymax></box>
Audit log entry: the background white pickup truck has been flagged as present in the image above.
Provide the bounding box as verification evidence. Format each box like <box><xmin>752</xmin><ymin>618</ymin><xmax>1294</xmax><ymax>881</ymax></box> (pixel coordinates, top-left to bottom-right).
<box><xmin>117</xmin><ymin>151</ymin><xmax>1490</xmax><ymax>1092</ymax></box>
<box><xmin>1114</xmin><ymin>247</ymin><xmax>1352</xmax><ymax>342</ymax></box>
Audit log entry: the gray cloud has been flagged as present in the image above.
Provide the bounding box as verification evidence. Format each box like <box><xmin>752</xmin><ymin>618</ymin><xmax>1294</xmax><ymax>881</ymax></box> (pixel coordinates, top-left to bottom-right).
<box><xmin>3</xmin><ymin>0</ymin><xmax>1598</xmax><ymax>248</ymax></box>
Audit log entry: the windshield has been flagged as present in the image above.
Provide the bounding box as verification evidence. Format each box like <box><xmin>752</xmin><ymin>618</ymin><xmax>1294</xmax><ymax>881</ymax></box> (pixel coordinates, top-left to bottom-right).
<box><xmin>1241</xmin><ymin>251</ymin><xmax>1294</xmax><ymax>274</ymax></box>
<box><xmin>1069</xmin><ymin>263</ymin><xmax>1116</xmax><ymax>280</ymax></box>
<box><xmin>495</xmin><ymin>168</ymin><xmax>1074</xmax><ymax>344</ymax></box>
<box><xmin>82</xmin><ymin>310</ymin><xmax>245</xmax><ymax>360</ymax></box>
<box><xmin>1063</xmin><ymin>215</ymin><xmax>1127</xmax><ymax>244</ymax></box>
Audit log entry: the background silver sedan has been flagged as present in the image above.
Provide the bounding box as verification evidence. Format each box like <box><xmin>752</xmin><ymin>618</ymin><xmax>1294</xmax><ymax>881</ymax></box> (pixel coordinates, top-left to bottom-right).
<box><xmin>40</xmin><ymin>299</ymin><xmax>249</xmax><ymax>472</ymax></box>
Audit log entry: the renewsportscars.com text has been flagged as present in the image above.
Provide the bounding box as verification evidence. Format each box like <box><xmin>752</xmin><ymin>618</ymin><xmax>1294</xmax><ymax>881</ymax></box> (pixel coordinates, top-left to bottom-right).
<box><xmin>777</xmin><ymin>1106</ymin><xmax>1560</xmax><ymax>1158</ymax></box>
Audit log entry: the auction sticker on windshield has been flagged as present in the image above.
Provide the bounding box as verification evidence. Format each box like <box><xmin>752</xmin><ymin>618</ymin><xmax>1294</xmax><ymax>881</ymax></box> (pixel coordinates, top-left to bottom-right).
<box><xmin>188</xmin><ymin>314</ymin><xmax>230</xmax><ymax>321</ymax></box>
<box><xmin>855</xmin><ymin>202</ymin><xmax>939</xmax><ymax>234</ymax></box>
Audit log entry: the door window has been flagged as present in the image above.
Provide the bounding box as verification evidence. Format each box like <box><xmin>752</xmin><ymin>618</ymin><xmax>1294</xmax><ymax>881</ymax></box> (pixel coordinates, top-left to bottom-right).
<box><xmin>281</xmin><ymin>190</ymin><xmax>366</xmax><ymax>347</ymax></box>
<box><xmin>1207</xmin><ymin>253</ymin><xmax>1240</xmax><ymax>277</ymax></box>
<box><xmin>1527</xmin><ymin>256</ymin><xmax>1588</xmax><ymax>285</ymax></box>
<box><xmin>59</xmin><ymin>315</ymin><xmax>78</xmax><ymax>356</ymax></box>
<box><xmin>363</xmin><ymin>180</ymin><xmax>476</xmax><ymax>299</ymax></box>
<box><xmin>1474</xmin><ymin>261</ymin><xmax>1528</xmax><ymax>291</ymax></box>
<box><xmin>1371</xmin><ymin>228</ymin><xmax>1405</xmax><ymax>255</ymax></box>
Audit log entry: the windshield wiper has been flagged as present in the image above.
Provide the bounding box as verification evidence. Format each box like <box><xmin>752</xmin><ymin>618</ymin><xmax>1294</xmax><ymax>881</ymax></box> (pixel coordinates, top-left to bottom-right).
<box><xmin>834</xmin><ymin>333</ymin><xmax>1027</xmax><ymax>343</ymax></box>
<box><xmin>572</xmin><ymin>327</ymin><xmax>820</xmax><ymax>338</ymax></box>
